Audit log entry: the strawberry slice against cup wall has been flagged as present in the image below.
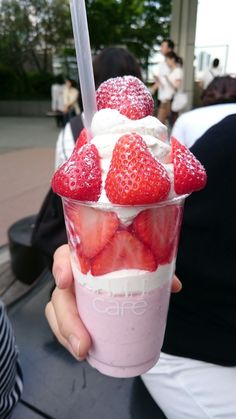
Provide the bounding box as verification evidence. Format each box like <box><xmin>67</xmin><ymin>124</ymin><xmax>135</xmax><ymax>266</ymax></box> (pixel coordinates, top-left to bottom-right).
<box><xmin>52</xmin><ymin>76</ymin><xmax>207</xmax><ymax>378</ymax></box>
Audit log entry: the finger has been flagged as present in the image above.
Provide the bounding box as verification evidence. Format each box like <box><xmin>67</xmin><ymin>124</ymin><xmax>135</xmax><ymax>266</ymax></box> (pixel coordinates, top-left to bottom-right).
<box><xmin>171</xmin><ymin>275</ymin><xmax>182</xmax><ymax>293</ymax></box>
<box><xmin>52</xmin><ymin>244</ymin><xmax>73</xmax><ymax>289</ymax></box>
<box><xmin>51</xmin><ymin>286</ymin><xmax>91</xmax><ymax>359</ymax></box>
<box><xmin>45</xmin><ymin>301</ymin><xmax>77</xmax><ymax>358</ymax></box>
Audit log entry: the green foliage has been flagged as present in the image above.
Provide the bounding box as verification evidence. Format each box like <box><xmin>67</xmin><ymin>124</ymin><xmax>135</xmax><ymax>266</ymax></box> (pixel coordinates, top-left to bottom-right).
<box><xmin>27</xmin><ymin>72</ymin><xmax>56</xmax><ymax>99</ymax></box>
<box><xmin>0</xmin><ymin>0</ymin><xmax>72</xmax><ymax>99</ymax></box>
<box><xmin>0</xmin><ymin>66</ymin><xmax>22</xmax><ymax>100</ymax></box>
<box><xmin>0</xmin><ymin>66</ymin><xmax>58</xmax><ymax>100</ymax></box>
<box><xmin>0</xmin><ymin>0</ymin><xmax>72</xmax><ymax>75</ymax></box>
<box><xmin>0</xmin><ymin>0</ymin><xmax>171</xmax><ymax>99</ymax></box>
<box><xmin>86</xmin><ymin>0</ymin><xmax>171</xmax><ymax>68</ymax></box>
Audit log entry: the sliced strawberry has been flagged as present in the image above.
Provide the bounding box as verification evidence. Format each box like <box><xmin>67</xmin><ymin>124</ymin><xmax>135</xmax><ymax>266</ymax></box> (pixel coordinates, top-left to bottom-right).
<box><xmin>75</xmin><ymin>128</ymin><xmax>92</xmax><ymax>151</ymax></box>
<box><xmin>171</xmin><ymin>136</ymin><xmax>207</xmax><ymax>194</ymax></box>
<box><xmin>52</xmin><ymin>143</ymin><xmax>102</xmax><ymax>201</ymax></box>
<box><xmin>76</xmin><ymin>244</ymin><xmax>90</xmax><ymax>274</ymax></box>
<box><xmin>91</xmin><ymin>230</ymin><xmax>157</xmax><ymax>276</ymax></box>
<box><xmin>96</xmin><ymin>75</ymin><xmax>154</xmax><ymax>120</ymax></box>
<box><xmin>133</xmin><ymin>205</ymin><xmax>182</xmax><ymax>264</ymax></box>
<box><xmin>63</xmin><ymin>202</ymin><xmax>81</xmax><ymax>236</ymax></box>
<box><xmin>73</xmin><ymin>205</ymin><xmax>119</xmax><ymax>258</ymax></box>
<box><xmin>105</xmin><ymin>133</ymin><xmax>170</xmax><ymax>205</ymax></box>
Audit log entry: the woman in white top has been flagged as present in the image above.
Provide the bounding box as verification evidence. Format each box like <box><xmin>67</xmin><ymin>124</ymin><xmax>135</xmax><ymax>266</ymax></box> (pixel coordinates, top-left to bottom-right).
<box><xmin>62</xmin><ymin>78</ymin><xmax>80</xmax><ymax>126</ymax></box>
<box><xmin>154</xmin><ymin>51</ymin><xmax>183</xmax><ymax>125</ymax></box>
<box><xmin>164</xmin><ymin>51</ymin><xmax>184</xmax><ymax>126</ymax></box>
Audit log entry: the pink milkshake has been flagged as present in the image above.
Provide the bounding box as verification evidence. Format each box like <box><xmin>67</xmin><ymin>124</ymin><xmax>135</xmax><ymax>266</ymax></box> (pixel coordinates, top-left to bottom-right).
<box><xmin>76</xmin><ymin>282</ymin><xmax>171</xmax><ymax>377</ymax></box>
<box><xmin>62</xmin><ymin>197</ymin><xmax>184</xmax><ymax>377</ymax></box>
<box><xmin>52</xmin><ymin>75</ymin><xmax>207</xmax><ymax>377</ymax></box>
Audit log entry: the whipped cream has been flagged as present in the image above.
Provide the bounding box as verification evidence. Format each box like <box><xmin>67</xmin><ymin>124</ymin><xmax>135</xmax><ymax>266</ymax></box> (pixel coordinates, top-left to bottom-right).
<box><xmin>91</xmin><ymin>109</ymin><xmax>167</xmax><ymax>141</ymax></box>
<box><xmin>71</xmin><ymin>252</ymin><xmax>176</xmax><ymax>296</ymax></box>
<box><xmin>90</xmin><ymin>108</ymin><xmax>174</xmax><ymax>212</ymax></box>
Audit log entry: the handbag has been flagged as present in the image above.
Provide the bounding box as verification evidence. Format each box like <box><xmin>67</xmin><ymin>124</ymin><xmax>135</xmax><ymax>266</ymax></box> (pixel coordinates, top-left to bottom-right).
<box><xmin>171</xmin><ymin>91</ymin><xmax>188</xmax><ymax>112</ymax></box>
<box><xmin>31</xmin><ymin>115</ymin><xmax>84</xmax><ymax>267</ymax></box>
<box><xmin>31</xmin><ymin>189</ymin><xmax>67</xmax><ymax>267</ymax></box>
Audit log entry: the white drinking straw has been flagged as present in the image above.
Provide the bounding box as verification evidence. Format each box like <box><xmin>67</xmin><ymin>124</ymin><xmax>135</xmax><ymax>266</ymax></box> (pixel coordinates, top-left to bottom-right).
<box><xmin>69</xmin><ymin>0</ymin><xmax>97</xmax><ymax>128</ymax></box>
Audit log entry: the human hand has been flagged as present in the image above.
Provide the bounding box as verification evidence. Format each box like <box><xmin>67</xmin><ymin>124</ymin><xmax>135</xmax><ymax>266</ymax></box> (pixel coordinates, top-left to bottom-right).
<box><xmin>45</xmin><ymin>245</ymin><xmax>182</xmax><ymax>361</ymax></box>
<box><xmin>45</xmin><ymin>245</ymin><xmax>91</xmax><ymax>360</ymax></box>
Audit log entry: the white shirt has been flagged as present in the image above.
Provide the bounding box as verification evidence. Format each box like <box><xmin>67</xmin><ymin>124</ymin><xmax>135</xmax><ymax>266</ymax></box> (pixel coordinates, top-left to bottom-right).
<box><xmin>156</xmin><ymin>61</ymin><xmax>171</xmax><ymax>101</ymax></box>
<box><xmin>55</xmin><ymin>113</ymin><xmax>85</xmax><ymax>169</ymax></box>
<box><xmin>142</xmin><ymin>352</ymin><xmax>236</xmax><ymax>419</ymax></box>
<box><xmin>171</xmin><ymin>103</ymin><xmax>236</xmax><ymax>148</ymax></box>
<box><xmin>167</xmin><ymin>66</ymin><xmax>183</xmax><ymax>96</ymax></box>
<box><xmin>55</xmin><ymin>123</ymin><xmax>75</xmax><ymax>169</ymax></box>
<box><xmin>51</xmin><ymin>84</ymin><xmax>64</xmax><ymax>112</ymax></box>
<box><xmin>200</xmin><ymin>67</ymin><xmax>222</xmax><ymax>90</ymax></box>
<box><xmin>157</xmin><ymin>64</ymin><xmax>183</xmax><ymax>102</ymax></box>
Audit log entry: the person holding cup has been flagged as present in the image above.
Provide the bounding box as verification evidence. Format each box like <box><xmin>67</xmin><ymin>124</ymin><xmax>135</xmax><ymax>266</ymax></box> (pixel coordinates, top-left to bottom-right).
<box><xmin>46</xmin><ymin>113</ymin><xmax>236</xmax><ymax>417</ymax></box>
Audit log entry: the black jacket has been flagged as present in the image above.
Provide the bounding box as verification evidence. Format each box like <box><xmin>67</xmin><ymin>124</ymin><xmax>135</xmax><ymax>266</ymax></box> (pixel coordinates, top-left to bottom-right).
<box><xmin>162</xmin><ymin>114</ymin><xmax>236</xmax><ymax>366</ymax></box>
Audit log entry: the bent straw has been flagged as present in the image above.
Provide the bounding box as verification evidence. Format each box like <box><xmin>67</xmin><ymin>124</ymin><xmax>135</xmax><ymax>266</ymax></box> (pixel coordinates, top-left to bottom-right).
<box><xmin>69</xmin><ymin>0</ymin><xmax>97</xmax><ymax>128</ymax></box>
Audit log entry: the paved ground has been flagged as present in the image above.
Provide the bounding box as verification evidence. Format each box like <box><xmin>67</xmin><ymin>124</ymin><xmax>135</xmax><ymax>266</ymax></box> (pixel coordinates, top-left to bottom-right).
<box><xmin>0</xmin><ymin>116</ymin><xmax>58</xmax><ymax>151</ymax></box>
<box><xmin>0</xmin><ymin>116</ymin><xmax>60</xmax><ymax>246</ymax></box>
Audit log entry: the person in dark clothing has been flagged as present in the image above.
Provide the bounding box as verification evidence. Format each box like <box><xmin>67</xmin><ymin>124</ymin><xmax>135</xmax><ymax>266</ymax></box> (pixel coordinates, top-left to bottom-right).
<box><xmin>141</xmin><ymin>113</ymin><xmax>236</xmax><ymax>418</ymax></box>
<box><xmin>46</xmin><ymin>114</ymin><xmax>236</xmax><ymax>418</ymax></box>
<box><xmin>163</xmin><ymin>114</ymin><xmax>236</xmax><ymax>366</ymax></box>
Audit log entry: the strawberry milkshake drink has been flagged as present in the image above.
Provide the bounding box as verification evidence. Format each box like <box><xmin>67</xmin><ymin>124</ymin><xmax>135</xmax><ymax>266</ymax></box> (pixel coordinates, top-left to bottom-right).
<box><xmin>52</xmin><ymin>76</ymin><xmax>207</xmax><ymax>377</ymax></box>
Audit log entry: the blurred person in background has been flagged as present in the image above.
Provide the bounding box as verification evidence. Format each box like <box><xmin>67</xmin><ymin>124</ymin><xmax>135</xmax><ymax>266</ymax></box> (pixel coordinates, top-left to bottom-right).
<box><xmin>51</xmin><ymin>74</ymin><xmax>64</xmax><ymax>127</ymax></box>
<box><xmin>172</xmin><ymin>75</ymin><xmax>236</xmax><ymax>148</ymax></box>
<box><xmin>164</xmin><ymin>51</ymin><xmax>184</xmax><ymax>126</ymax></box>
<box><xmin>93</xmin><ymin>46</ymin><xmax>142</xmax><ymax>88</ymax></box>
<box><xmin>62</xmin><ymin>78</ymin><xmax>80</xmax><ymax>126</ymax></box>
<box><xmin>199</xmin><ymin>58</ymin><xmax>222</xmax><ymax>91</ymax></box>
<box><xmin>152</xmin><ymin>50</ymin><xmax>184</xmax><ymax>126</ymax></box>
<box><xmin>151</xmin><ymin>39</ymin><xmax>177</xmax><ymax>124</ymax></box>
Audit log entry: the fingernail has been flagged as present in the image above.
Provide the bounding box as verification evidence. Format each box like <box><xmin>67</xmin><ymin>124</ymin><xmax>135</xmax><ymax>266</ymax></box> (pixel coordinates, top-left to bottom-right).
<box><xmin>68</xmin><ymin>335</ymin><xmax>81</xmax><ymax>360</ymax></box>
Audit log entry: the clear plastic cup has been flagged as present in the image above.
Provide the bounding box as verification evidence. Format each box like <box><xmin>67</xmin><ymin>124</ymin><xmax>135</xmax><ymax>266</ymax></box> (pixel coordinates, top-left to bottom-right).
<box><xmin>62</xmin><ymin>196</ymin><xmax>185</xmax><ymax>377</ymax></box>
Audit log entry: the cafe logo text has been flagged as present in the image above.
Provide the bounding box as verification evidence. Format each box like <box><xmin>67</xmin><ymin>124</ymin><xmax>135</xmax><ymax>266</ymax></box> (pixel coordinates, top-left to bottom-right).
<box><xmin>92</xmin><ymin>297</ymin><xmax>148</xmax><ymax>316</ymax></box>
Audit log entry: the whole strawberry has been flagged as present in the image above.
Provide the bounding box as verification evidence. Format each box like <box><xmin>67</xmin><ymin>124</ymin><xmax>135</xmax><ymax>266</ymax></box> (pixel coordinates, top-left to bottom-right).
<box><xmin>105</xmin><ymin>133</ymin><xmax>170</xmax><ymax>205</ymax></box>
<box><xmin>96</xmin><ymin>75</ymin><xmax>154</xmax><ymax>120</ymax></box>
<box><xmin>171</xmin><ymin>137</ymin><xmax>207</xmax><ymax>194</ymax></box>
<box><xmin>52</xmin><ymin>143</ymin><xmax>102</xmax><ymax>201</ymax></box>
